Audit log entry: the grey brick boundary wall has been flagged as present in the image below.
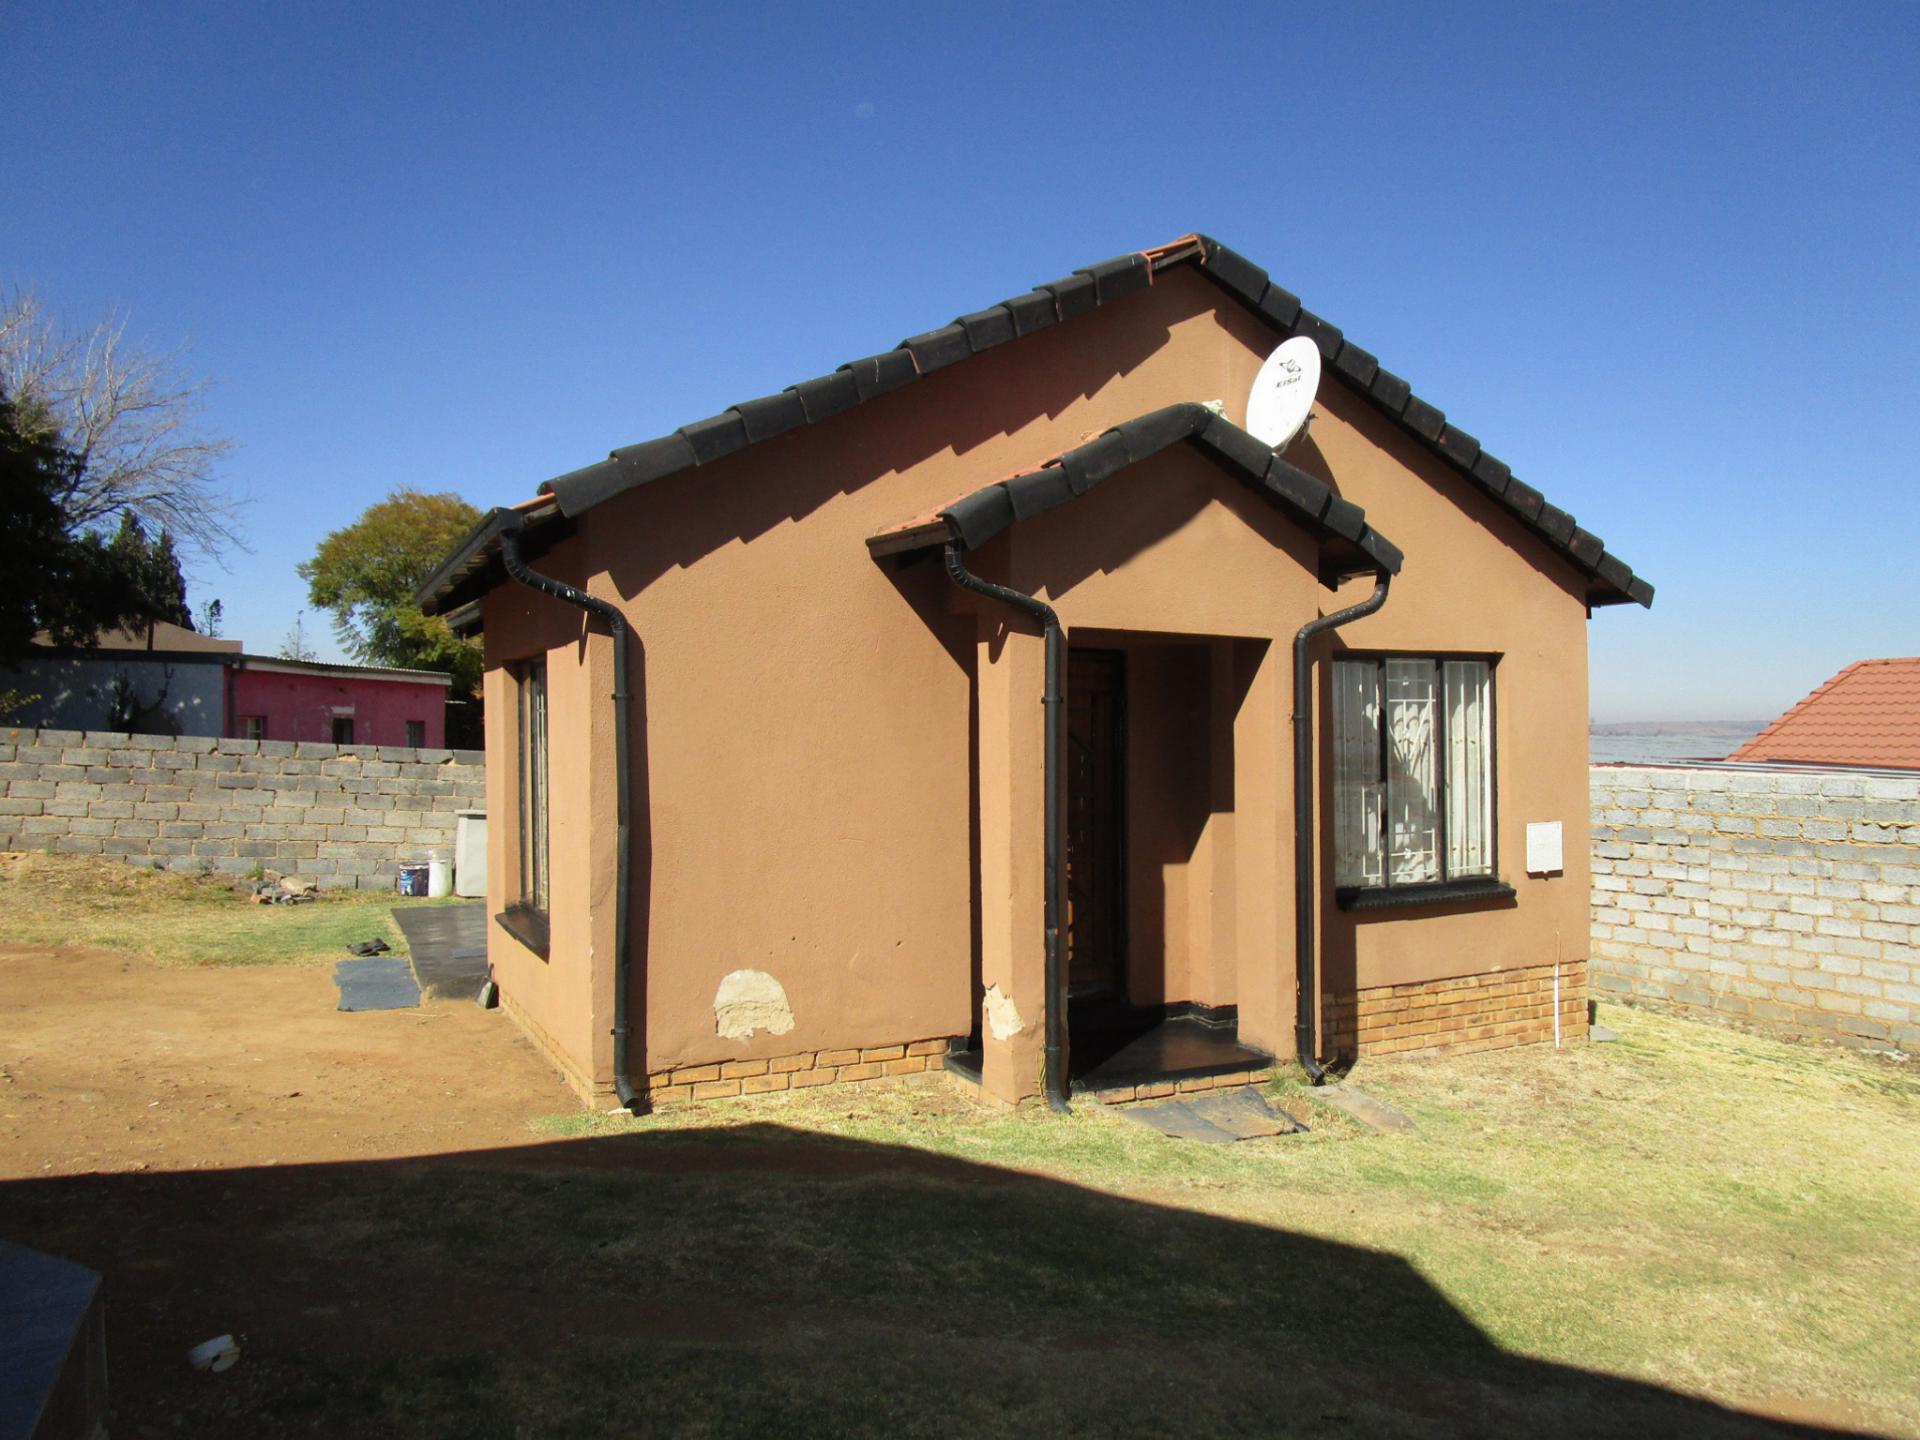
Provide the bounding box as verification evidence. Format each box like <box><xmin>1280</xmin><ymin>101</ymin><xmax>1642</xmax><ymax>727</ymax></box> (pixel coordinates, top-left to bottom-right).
<box><xmin>1590</xmin><ymin>764</ymin><xmax>1920</xmax><ymax>1053</ymax></box>
<box><xmin>0</xmin><ymin>728</ymin><xmax>484</xmax><ymax>891</ymax></box>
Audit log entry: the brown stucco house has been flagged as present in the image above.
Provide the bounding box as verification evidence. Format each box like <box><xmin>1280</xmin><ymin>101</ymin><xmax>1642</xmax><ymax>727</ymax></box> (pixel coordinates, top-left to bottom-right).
<box><xmin>418</xmin><ymin>234</ymin><xmax>1652</xmax><ymax>1112</ymax></box>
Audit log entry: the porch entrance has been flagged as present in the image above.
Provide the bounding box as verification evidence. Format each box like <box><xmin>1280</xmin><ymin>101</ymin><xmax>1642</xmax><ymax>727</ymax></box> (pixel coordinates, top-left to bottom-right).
<box><xmin>1062</xmin><ymin>636</ymin><xmax>1273</xmax><ymax>1095</ymax></box>
<box><xmin>1066</xmin><ymin>648</ymin><xmax>1127</xmax><ymax>1000</ymax></box>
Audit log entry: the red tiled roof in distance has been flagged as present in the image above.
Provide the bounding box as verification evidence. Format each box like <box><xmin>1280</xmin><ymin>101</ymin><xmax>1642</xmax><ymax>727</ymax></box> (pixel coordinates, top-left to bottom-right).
<box><xmin>1730</xmin><ymin>658</ymin><xmax>1920</xmax><ymax>770</ymax></box>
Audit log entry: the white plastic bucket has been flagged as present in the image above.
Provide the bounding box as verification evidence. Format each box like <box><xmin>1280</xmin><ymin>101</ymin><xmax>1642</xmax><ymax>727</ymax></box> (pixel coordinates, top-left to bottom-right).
<box><xmin>427</xmin><ymin>853</ymin><xmax>452</xmax><ymax>899</ymax></box>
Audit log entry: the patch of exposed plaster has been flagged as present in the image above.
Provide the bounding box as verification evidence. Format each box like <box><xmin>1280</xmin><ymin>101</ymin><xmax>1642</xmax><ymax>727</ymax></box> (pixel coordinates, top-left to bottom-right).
<box><xmin>714</xmin><ymin>970</ymin><xmax>795</xmax><ymax>1039</ymax></box>
<box><xmin>983</xmin><ymin>983</ymin><xmax>1024</xmax><ymax>1041</ymax></box>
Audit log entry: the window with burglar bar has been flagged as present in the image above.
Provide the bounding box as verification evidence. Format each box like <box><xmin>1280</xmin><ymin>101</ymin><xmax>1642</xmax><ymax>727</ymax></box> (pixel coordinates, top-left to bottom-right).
<box><xmin>1333</xmin><ymin>655</ymin><xmax>1494</xmax><ymax>889</ymax></box>
<box><xmin>516</xmin><ymin>659</ymin><xmax>550</xmax><ymax>914</ymax></box>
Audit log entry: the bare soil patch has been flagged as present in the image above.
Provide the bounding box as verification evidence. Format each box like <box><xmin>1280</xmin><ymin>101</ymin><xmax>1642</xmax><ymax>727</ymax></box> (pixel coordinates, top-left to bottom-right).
<box><xmin>0</xmin><ymin>943</ymin><xmax>573</xmax><ymax>1176</ymax></box>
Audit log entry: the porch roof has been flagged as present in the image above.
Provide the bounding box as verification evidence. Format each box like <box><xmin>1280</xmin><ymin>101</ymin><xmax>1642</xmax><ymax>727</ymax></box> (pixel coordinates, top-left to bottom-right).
<box><xmin>866</xmin><ymin>403</ymin><xmax>1401</xmax><ymax>588</ymax></box>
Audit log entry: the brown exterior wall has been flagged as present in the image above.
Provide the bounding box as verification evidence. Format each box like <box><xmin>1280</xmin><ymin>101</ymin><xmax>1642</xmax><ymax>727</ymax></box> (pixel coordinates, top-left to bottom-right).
<box><xmin>474</xmin><ymin>266</ymin><xmax>1606</xmax><ymax>1107</ymax></box>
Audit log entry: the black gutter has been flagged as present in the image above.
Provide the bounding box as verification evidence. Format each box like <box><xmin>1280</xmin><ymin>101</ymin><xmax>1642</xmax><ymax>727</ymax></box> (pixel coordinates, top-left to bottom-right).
<box><xmin>1292</xmin><ymin>574</ymin><xmax>1392</xmax><ymax>1083</ymax></box>
<box><xmin>496</xmin><ymin>515</ymin><xmax>642</xmax><ymax>1114</ymax></box>
<box><xmin>943</xmin><ymin>543</ymin><xmax>1071</xmax><ymax>1113</ymax></box>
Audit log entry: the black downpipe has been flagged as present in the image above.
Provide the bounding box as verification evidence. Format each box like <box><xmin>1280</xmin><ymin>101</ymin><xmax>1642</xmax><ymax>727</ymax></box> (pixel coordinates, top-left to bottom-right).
<box><xmin>943</xmin><ymin>543</ymin><xmax>1071</xmax><ymax>1113</ymax></box>
<box><xmin>497</xmin><ymin>519</ymin><xmax>642</xmax><ymax>1114</ymax></box>
<box><xmin>1292</xmin><ymin>574</ymin><xmax>1392</xmax><ymax>1083</ymax></box>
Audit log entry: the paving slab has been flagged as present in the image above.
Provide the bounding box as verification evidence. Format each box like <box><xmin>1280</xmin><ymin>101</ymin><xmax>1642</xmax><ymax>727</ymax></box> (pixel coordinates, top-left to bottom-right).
<box><xmin>1310</xmin><ymin>1083</ymin><xmax>1417</xmax><ymax>1133</ymax></box>
<box><xmin>334</xmin><ymin>956</ymin><xmax>421</xmax><ymax>1012</ymax></box>
<box><xmin>391</xmin><ymin>902</ymin><xmax>488</xmax><ymax>1000</ymax></box>
<box><xmin>1122</xmin><ymin>1086</ymin><xmax>1306</xmax><ymax>1143</ymax></box>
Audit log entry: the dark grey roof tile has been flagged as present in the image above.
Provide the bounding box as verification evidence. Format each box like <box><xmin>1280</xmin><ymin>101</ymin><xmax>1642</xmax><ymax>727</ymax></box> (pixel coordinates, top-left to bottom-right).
<box><xmin>900</xmin><ymin>323</ymin><xmax>971</xmax><ymax>373</ymax></box>
<box><xmin>1195</xmin><ymin>237</ymin><xmax>1268</xmax><ymax>305</ymax></box>
<box><xmin>942</xmin><ymin>485</ymin><xmax>1015</xmax><ymax>550</ymax></box>
<box><xmin>957</xmin><ymin>305</ymin><xmax>1016</xmax><ymax>352</ymax></box>
<box><xmin>679</xmin><ymin>412</ymin><xmax>751</xmax><ymax>466</ymax></box>
<box><xmin>1333</xmin><ymin>342</ymin><xmax>1380</xmax><ymax>388</ymax></box>
<box><xmin>1040</xmin><ymin>272</ymin><xmax>1099</xmax><ymax>320</ymax></box>
<box><xmin>1257</xmin><ymin>282</ymin><xmax>1302</xmax><ymax>329</ymax></box>
<box><xmin>1535</xmin><ymin>502</ymin><xmax>1576</xmax><ymax>546</ymax></box>
<box><xmin>1504</xmin><ymin>477</ymin><xmax>1545</xmax><ymax>522</ymax></box>
<box><xmin>1059</xmin><ymin>430</ymin><xmax>1131</xmax><ymax>495</ymax></box>
<box><xmin>1006</xmin><ymin>465</ymin><xmax>1076</xmax><ymax>521</ymax></box>
<box><xmin>1437</xmin><ymin>424</ymin><xmax>1481</xmax><ymax>471</ymax></box>
<box><xmin>839</xmin><ymin>349</ymin><xmax>917</xmax><ymax>401</ymax></box>
<box><xmin>1076</xmin><ymin>253</ymin><xmax>1152</xmax><ymax>302</ymax></box>
<box><xmin>733</xmin><ymin>390</ymin><xmax>807</xmax><ymax>444</ymax></box>
<box><xmin>1401</xmin><ymin>396</ymin><xmax>1446</xmax><ymax>443</ymax></box>
<box><xmin>608</xmin><ymin>432</ymin><xmax>698</xmax><ymax>484</ymax></box>
<box><xmin>787</xmin><ymin>371</ymin><xmax>861</xmax><ymax>425</ymax></box>
<box><xmin>1292</xmin><ymin>309</ymin><xmax>1344</xmax><ymax>361</ymax></box>
<box><xmin>1005</xmin><ymin>290</ymin><xmax>1060</xmax><ymax>336</ymax></box>
<box><xmin>1264</xmin><ymin>454</ymin><xmax>1332</xmax><ymax>518</ymax></box>
<box><xmin>1368</xmin><ymin>367</ymin><xmax>1413</xmax><ymax>414</ymax></box>
<box><xmin>1469</xmin><ymin>451</ymin><xmax>1512</xmax><ymax>497</ymax></box>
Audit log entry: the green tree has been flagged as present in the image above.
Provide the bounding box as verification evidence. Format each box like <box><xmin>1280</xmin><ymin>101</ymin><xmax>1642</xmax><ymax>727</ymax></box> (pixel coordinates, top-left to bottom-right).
<box><xmin>298</xmin><ymin>488</ymin><xmax>483</xmax><ymax>690</ymax></box>
<box><xmin>1</xmin><ymin>389</ymin><xmax>194</xmax><ymax>664</ymax></box>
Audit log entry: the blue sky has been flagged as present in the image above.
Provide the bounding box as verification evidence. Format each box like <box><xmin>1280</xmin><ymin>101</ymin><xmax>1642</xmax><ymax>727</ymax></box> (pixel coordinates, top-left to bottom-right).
<box><xmin>6</xmin><ymin>2</ymin><xmax>1915</xmax><ymax>721</ymax></box>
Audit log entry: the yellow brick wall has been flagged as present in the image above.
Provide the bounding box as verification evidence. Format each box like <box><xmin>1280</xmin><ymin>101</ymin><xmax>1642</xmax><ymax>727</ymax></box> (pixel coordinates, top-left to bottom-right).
<box><xmin>645</xmin><ymin>1038</ymin><xmax>953</xmax><ymax>1107</ymax></box>
<box><xmin>1325</xmin><ymin>960</ymin><xmax>1588</xmax><ymax>1058</ymax></box>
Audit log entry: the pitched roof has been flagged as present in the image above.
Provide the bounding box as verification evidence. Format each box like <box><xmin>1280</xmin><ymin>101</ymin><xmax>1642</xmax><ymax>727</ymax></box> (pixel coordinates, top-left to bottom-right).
<box><xmin>1729</xmin><ymin>659</ymin><xmax>1920</xmax><ymax>770</ymax></box>
<box><xmin>528</xmin><ymin>233</ymin><xmax>1649</xmax><ymax>609</ymax></box>
<box><xmin>867</xmin><ymin>403</ymin><xmax>1401</xmax><ymax>587</ymax></box>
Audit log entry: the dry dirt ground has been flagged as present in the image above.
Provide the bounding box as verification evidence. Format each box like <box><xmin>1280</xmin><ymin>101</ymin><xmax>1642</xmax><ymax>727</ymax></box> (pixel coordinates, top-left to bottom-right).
<box><xmin>0</xmin><ymin>944</ymin><xmax>573</xmax><ymax>1176</ymax></box>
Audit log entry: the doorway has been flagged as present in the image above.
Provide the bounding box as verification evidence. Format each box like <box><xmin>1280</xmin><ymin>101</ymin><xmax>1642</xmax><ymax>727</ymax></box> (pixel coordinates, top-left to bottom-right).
<box><xmin>1066</xmin><ymin>648</ymin><xmax>1126</xmax><ymax>1001</ymax></box>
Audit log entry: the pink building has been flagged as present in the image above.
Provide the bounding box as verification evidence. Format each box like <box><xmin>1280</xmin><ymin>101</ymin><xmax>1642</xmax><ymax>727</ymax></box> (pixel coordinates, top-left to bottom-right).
<box><xmin>228</xmin><ymin>657</ymin><xmax>452</xmax><ymax>748</ymax></box>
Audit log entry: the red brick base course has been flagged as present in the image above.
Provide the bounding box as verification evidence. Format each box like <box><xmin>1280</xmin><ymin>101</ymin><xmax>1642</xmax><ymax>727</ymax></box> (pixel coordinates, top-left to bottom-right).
<box><xmin>645</xmin><ymin>1039</ymin><xmax>954</xmax><ymax>1107</ymax></box>
<box><xmin>1080</xmin><ymin>1066</ymin><xmax>1276</xmax><ymax>1106</ymax></box>
<box><xmin>1325</xmin><ymin>960</ymin><xmax>1589</xmax><ymax>1058</ymax></box>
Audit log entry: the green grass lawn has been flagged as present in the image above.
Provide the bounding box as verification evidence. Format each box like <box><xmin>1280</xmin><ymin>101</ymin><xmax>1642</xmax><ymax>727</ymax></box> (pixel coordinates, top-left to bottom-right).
<box><xmin>488</xmin><ymin>1005</ymin><xmax>1915</xmax><ymax>1437</ymax></box>
<box><xmin>0</xmin><ymin>850</ymin><xmax>463</xmax><ymax>965</ymax></box>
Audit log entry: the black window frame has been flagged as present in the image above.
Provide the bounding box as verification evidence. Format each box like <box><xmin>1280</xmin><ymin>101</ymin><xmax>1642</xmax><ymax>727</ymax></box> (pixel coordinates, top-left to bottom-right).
<box><xmin>240</xmin><ymin>715</ymin><xmax>265</xmax><ymax>741</ymax></box>
<box><xmin>405</xmin><ymin>719</ymin><xmax>426</xmax><ymax>749</ymax></box>
<box><xmin>330</xmin><ymin>715</ymin><xmax>355</xmax><ymax>746</ymax></box>
<box><xmin>1331</xmin><ymin>650</ymin><xmax>1513</xmax><ymax>912</ymax></box>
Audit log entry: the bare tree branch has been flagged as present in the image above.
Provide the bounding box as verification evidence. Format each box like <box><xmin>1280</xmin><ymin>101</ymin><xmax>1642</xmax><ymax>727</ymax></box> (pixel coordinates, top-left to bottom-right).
<box><xmin>0</xmin><ymin>287</ymin><xmax>246</xmax><ymax>561</ymax></box>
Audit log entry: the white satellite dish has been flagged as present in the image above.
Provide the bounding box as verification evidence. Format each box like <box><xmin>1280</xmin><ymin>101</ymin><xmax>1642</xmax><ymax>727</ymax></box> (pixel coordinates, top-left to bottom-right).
<box><xmin>1245</xmin><ymin>335</ymin><xmax>1321</xmax><ymax>450</ymax></box>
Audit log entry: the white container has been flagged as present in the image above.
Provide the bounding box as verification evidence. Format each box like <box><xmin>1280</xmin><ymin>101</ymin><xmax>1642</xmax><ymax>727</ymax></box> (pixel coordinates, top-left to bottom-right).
<box><xmin>454</xmin><ymin>810</ymin><xmax>487</xmax><ymax>898</ymax></box>
<box><xmin>188</xmin><ymin>1335</ymin><xmax>240</xmax><ymax>1372</ymax></box>
<box><xmin>427</xmin><ymin>852</ymin><xmax>452</xmax><ymax>898</ymax></box>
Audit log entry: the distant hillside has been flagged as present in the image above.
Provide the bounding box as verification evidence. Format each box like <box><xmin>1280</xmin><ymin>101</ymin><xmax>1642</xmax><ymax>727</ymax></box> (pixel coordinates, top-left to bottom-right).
<box><xmin>1590</xmin><ymin>720</ymin><xmax>1766</xmax><ymax>764</ymax></box>
<box><xmin>1590</xmin><ymin>721</ymin><xmax>1768</xmax><ymax>737</ymax></box>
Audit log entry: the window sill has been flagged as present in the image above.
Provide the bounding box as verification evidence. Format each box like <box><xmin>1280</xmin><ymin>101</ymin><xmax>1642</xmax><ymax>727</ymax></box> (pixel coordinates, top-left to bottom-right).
<box><xmin>495</xmin><ymin>904</ymin><xmax>551</xmax><ymax>959</ymax></box>
<box><xmin>1335</xmin><ymin>878</ymin><xmax>1516</xmax><ymax>913</ymax></box>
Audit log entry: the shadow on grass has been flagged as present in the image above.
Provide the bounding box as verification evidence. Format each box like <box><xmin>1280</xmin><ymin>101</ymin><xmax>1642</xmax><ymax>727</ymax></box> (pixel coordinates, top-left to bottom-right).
<box><xmin>0</xmin><ymin>1124</ymin><xmax>1869</xmax><ymax>1439</ymax></box>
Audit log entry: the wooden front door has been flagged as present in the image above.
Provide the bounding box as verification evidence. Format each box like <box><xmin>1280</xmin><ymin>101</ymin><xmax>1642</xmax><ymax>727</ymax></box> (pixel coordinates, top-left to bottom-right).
<box><xmin>1067</xmin><ymin>649</ymin><xmax>1126</xmax><ymax>998</ymax></box>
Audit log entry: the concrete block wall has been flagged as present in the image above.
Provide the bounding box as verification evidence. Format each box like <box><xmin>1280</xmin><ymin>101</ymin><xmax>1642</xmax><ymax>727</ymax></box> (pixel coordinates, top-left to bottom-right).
<box><xmin>0</xmin><ymin>727</ymin><xmax>485</xmax><ymax>890</ymax></box>
<box><xmin>1590</xmin><ymin>764</ymin><xmax>1920</xmax><ymax>1053</ymax></box>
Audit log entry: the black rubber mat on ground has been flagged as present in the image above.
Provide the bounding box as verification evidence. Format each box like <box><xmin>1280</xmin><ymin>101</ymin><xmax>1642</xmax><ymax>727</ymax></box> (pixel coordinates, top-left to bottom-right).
<box><xmin>390</xmin><ymin>903</ymin><xmax>488</xmax><ymax>999</ymax></box>
<box><xmin>334</xmin><ymin>957</ymin><xmax>421</xmax><ymax>1012</ymax></box>
<box><xmin>1121</xmin><ymin>1086</ymin><xmax>1306</xmax><ymax>1143</ymax></box>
